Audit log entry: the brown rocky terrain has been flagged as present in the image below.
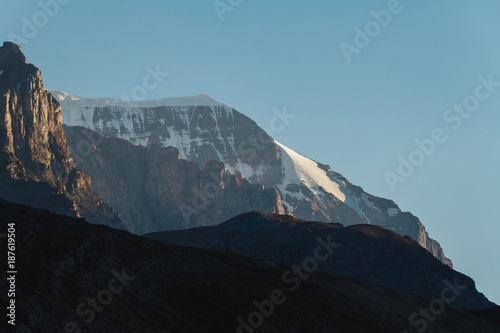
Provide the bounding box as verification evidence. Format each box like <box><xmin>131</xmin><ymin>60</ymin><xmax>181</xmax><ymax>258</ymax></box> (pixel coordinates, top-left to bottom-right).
<box><xmin>145</xmin><ymin>212</ymin><xmax>494</xmax><ymax>310</ymax></box>
<box><xmin>0</xmin><ymin>42</ymin><xmax>123</xmax><ymax>229</ymax></box>
<box><xmin>63</xmin><ymin>125</ymin><xmax>289</xmax><ymax>234</ymax></box>
<box><xmin>1</xmin><ymin>198</ymin><xmax>499</xmax><ymax>333</ymax></box>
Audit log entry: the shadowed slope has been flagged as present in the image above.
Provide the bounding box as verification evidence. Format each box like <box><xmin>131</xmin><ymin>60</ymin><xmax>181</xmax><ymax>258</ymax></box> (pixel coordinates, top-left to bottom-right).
<box><xmin>1</xmin><ymin>200</ymin><xmax>499</xmax><ymax>332</ymax></box>
<box><xmin>146</xmin><ymin>212</ymin><xmax>494</xmax><ymax>310</ymax></box>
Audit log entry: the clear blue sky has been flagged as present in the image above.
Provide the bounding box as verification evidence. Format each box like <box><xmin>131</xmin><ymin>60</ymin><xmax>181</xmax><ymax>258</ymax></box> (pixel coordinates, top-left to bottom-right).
<box><xmin>2</xmin><ymin>0</ymin><xmax>499</xmax><ymax>304</ymax></box>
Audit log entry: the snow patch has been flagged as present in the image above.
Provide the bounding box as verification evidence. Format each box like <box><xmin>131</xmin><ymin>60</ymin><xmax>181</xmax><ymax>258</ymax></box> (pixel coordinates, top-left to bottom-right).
<box><xmin>388</xmin><ymin>208</ymin><xmax>399</xmax><ymax>217</ymax></box>
<box><xmin>276</xmin><ymin>140</ymin><xmax>374</xmax><ymax>223</ymax></box>
<box><xmin>54</xmin><ymin>91</ymin><xmax>237</xmax><ymax>158</ymax></box>
<box><xmin>275</xmin><ymin>141</ymin><xmax>346</xmax><ymax>202</ymax></box>
<box><xmin>50</xmin><ymin>90</ymin><xmax>84</xmax><ymax>101</ymax></box>
<box><xmin>49</xmin><ymin>90</ymin><xmax>232</xmax><ymax>108</ymax></box>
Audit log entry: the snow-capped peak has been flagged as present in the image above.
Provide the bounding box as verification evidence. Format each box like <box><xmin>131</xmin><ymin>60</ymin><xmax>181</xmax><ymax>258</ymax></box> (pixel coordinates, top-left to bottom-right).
<box><xmin>49</xmin><ymin>90</ymin><xmax>84</xmax><ymax>101</ymax></box>
<box><xmin>48</xmin><ymin>90</ymin><xmax>232</xmax><ymax>109</ymax></box>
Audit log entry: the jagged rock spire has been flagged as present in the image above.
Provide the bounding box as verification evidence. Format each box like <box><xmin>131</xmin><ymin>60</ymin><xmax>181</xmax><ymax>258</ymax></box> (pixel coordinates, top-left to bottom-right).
<box><xmin>0</xmin><ymin>42</ymin><xmax>124</xmax><ymax>229</ymax></box>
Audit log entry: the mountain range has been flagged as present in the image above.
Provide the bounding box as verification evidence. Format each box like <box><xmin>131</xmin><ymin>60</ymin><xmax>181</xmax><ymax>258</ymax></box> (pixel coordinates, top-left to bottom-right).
<box><xmin>52</xmin><ymin>89</ymin><xmax>451</xmax><ymax>266</ymax></box>
<box><xmin>0</xmin><ymin>41</ymin><xmax>497</xmax><ymax>332</ymax></box>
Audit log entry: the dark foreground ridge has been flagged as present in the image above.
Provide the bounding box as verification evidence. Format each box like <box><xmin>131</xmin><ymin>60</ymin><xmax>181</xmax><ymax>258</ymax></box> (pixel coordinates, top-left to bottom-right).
<box><xmin>0</xmin><ymin>200</ymin><xmax>499</xmax><ymax>333</ymax></box>
<box><xmin>145</xmin><ymin>212</ymin><xmax>495</xmax><ymax>311</ymax></box>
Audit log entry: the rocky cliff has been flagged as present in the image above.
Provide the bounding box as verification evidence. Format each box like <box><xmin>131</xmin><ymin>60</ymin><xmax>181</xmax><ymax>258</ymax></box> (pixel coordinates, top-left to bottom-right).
<box><xmin>0</xmin><ymin>42</ymin><xmax>123</xmax><ymax>229</ymax></box>
<box><xmin>64</xmin><ymin>125</ymin><xmax>289</xmax><ymax>234</ymax></box>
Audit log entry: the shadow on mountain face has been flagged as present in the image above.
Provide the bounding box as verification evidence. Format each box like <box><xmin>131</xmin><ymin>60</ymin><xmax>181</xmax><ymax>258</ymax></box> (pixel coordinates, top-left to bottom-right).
<box><xmin>1</xmin><ymin>200</ymin><xmax>499</xmax><ymax>333</ymax></box>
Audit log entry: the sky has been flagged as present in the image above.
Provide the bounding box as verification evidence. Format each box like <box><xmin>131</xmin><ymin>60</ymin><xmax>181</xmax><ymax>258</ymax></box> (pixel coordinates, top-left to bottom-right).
<box><xmin>1</xmin><ymin>0</ymin><xmax>499</xmax><ymax>304</ymax></box>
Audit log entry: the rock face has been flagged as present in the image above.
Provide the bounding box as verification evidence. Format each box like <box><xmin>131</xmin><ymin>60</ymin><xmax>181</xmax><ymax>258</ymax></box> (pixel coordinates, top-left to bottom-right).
<box><xmin>0</xmin><ymin>42</ymin><xmax>123</xmax><ymax>229</ymax></box>
<box><xmin>2</xmin><ymin>198</ymin><xmax>499</xmax><ymax>333</ymax></box>
<box><xmin>145</xmin><ymin>212</ymin><xmax>494</xmax><ymax>311</ymax></box>
<box><xmin>63</xmin><ymin>125</ymin><xmax>289</xmax><ymax>234</ymax></box>
<box><xmin>53</xmin><ymin>90</ymin><xmax>283</xmax><ymax>184</ymax></box>
<box><xmin>54</xmin><ymin>90</ymin><xmax>452</xmax><ymax>266</ymax></box>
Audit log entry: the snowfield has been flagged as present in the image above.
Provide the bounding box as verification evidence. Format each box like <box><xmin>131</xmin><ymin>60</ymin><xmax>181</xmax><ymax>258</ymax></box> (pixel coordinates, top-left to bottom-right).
<box><xmin>275</xmin><ymin>141</ymin><xmax>346</xmax><ymax>202</ymax></box>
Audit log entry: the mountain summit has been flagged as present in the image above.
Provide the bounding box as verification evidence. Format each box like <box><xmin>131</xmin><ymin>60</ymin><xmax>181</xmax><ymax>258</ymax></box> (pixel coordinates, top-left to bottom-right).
<box><xmin>0</xmin><ymin>41</ymin><xmax>27</xmax><ymax>67</ymax></box>
<box><xmin>55</xmin><ymin>89</ymin><xmax>452</xmax><ymax>266</ymax></box>
<box><xmin>0</xmin><ymin>43</ymin><xmax>123</xmax><ymax>228</ymax></box>
<box><xmin>49</xmin><ymin>90</ymin><xmax>231</xmax><ymax>108</ymax></box>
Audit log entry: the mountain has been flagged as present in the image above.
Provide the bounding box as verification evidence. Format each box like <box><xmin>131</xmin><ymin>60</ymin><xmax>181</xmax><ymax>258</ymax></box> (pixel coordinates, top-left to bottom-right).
<box><xmin>1</xmin><ymin>198</ymin><xmax>499</xmax><ymax>333</ymax></box>
<box><xmin>53</xmin><ymin>90</ymin><xmax>451</xmax><ymax>266</ymax></box>
<box><xmin>0</xmin><ymin>42</ymin><xmax>123</xmax><ymax>229</ymax></box>
<box><xmin>145</xmin><ymin>212</ymin><xmax>494</xmax><ymax>310</ymax></box>
<box><xmin>63</xmin><ymin>125</ymin><xmax>289</xmax><ymax>234</ymax></box>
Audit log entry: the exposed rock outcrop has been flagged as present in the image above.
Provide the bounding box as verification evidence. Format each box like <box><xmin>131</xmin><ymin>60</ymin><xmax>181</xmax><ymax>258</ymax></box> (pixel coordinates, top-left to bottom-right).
<box><xmin>64</xmin><ymin>125</ymin><xmax>289</xmax><ymax>234</ymax></box>
<box><xmin>0</xmin><ymin>42</ymin><xmax>123</xmax><ymax>229</ymax></box>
